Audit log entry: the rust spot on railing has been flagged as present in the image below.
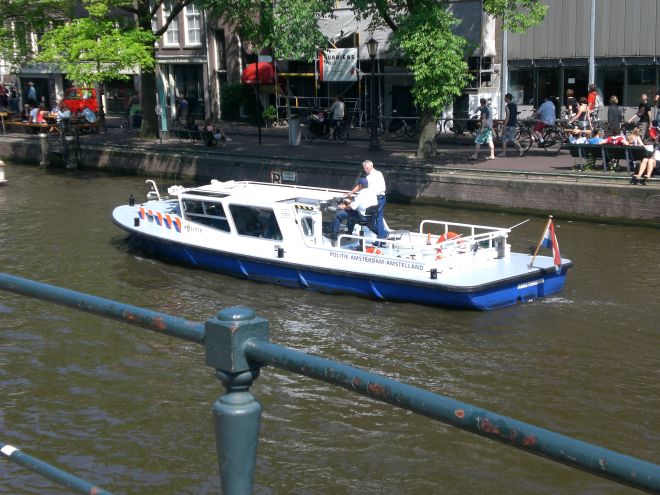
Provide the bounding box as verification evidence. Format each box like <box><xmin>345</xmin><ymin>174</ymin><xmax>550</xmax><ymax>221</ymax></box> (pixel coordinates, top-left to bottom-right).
<box><xmin>522</xmin><ymin>434</ymin><xmax>537</xmax><ymax>447</ymax></box>
<box><xmin>152</xmin><ymin>316</ymin><xmax>167</xmax><ymax>331</ymax></box>
<box><xmin>454</xmin><ymin>409</ymin><xmax>465</xmax><ymax>419</ymax></box>
<box><xmin>367</xmin><ymin>383</ymin><xmax>385</xmax><ymax>395</ymax></box>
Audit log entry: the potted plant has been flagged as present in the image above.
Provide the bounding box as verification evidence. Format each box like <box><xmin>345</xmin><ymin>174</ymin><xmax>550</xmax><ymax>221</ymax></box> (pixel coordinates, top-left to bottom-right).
<box><xmin>262</xmin><ymin>105</ymin><xmax>277</xmax><ymax>127</ymax></box>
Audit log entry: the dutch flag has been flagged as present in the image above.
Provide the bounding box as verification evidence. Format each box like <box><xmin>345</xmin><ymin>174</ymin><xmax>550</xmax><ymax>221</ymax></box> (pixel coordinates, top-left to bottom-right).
<box><xmin>541</xmin><ymin>219</ymin><xmax>562</xmax><ymax>272</ymax></box>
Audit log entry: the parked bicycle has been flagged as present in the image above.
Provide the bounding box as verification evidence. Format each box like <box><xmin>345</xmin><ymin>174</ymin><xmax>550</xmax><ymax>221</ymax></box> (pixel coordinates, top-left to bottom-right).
<box><xmin>304</xmin><ymin>110</ymin><xmax>349</xmax><ymax>143</ymax></box>
<box><xmin>443</xmin><ymin>114</ymin><xmax>481</xmax><ymax>136</ymax></box>
<box><xmin>376</xmin><ymin>110</ymin><xmax>418</xmax><ymax>138</ymax></box>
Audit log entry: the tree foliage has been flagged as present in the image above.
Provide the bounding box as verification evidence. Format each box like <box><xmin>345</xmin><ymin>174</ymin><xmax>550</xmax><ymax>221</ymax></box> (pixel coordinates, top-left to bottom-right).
<box><xmin>0</xmin><ymin>0</ymin><xmax>75</xmax><ymax>71</ymax></box>
<box><xmin>36</xmin><ymin>17</ymin><xmax>155</xmax><ymax>86</ymax></box>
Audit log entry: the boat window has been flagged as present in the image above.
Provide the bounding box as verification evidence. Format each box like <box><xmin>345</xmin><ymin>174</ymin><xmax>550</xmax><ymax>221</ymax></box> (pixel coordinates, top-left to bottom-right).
<box><xmin>182</xmin><ymin>199</ymin><xmax>230</xmax><ymax>232</ymax></box>
<box><xmin>229</xmin><ymin>205</ymin><xmax>283</xmax><ymax>240</ymax></box>
<box><xmin>301</xmin><ymin>216</ymin><xmax>314</xmax><ymax>237</ymax></box>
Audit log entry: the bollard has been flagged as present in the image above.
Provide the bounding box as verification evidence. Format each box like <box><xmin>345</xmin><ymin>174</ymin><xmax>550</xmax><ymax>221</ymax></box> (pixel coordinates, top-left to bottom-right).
<box><xmin>0</xmin><ymin>159</ymin><xmax>5</xmax><ymax>183</ymax></box>
<box><xmin>205</xmin><ymin>306</ymin><xmax>269</xmax><ymax>495</ymax></box>
<box><xmin>39</xmin><ymin>133</ymin><xmax>49</xmax><ymax>167</ymax></box>
<box><xmin>63</xmin><ymin>135</ymin><xmax>77</xmax><ymax>169</ymax></box>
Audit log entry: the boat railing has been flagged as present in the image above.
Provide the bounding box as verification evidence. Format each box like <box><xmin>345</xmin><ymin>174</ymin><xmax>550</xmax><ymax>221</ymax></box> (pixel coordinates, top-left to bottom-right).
<box><xmin>420</xmin><ymin>219</ymin><xmax>510</xmax><ymax>239</ymax></box>
<box><xmin>1</xmin><ymin>272</ymin><xmax>658</xmax><ymax>495</ymax></box>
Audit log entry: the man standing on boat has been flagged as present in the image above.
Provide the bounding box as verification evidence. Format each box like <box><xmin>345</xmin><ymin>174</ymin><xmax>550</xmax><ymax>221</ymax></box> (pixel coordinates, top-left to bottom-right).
<box><xmin>332</xmin><ymin>178</ymin><xmax>378</xmax><ymax>245</ymax></box>
<box><xmin>351</xmin><ymin>160</ymin><xmax>387</xmax><ymax>239</ymax></box>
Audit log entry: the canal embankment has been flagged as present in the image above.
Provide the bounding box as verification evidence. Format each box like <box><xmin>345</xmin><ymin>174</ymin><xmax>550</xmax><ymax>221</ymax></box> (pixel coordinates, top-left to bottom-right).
<box><xmin>1</xmin><ymin>125</ymin><xmax>658</xmax><ymax>226</ymax></box>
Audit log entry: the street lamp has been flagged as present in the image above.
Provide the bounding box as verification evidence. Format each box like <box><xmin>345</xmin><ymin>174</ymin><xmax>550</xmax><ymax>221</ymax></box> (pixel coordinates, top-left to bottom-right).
<box><xmin>366</xmin><ymin>37</ymin><xmax>380</xmax><ymax>151</ymax></box>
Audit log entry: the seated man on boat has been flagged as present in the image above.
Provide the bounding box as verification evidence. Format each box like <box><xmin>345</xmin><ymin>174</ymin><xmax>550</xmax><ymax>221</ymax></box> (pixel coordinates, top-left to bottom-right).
<box><xmin>331</xmin><ymin>178</ymin><xmax>378</xmax><ymax>246</ymax></box>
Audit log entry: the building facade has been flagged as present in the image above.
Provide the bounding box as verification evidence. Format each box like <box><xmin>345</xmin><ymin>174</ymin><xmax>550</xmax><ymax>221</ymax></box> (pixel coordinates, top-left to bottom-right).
<box><xmin>507</xmin><ymin>0</ymin><xmax>660</xmax><ymax>117</ymax></box>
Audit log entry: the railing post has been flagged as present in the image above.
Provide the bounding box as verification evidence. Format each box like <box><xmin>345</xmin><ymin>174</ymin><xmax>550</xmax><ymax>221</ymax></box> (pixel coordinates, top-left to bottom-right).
<box><xmin>204</xmin><ymin>306</ymin><xmax>269</xmax><ymax>495</ymax></box>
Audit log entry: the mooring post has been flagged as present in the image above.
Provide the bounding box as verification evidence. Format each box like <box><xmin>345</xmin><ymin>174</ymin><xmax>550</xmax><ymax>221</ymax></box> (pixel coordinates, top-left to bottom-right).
<box><xmin>205</xmin><ymin>306</ymin><xmax>269</xmax><ymax>495</ymax></box>
<box><xmin>38</xmin><ymin>133</ymin><xmax>49</xmax><ymax>167</ymax></box>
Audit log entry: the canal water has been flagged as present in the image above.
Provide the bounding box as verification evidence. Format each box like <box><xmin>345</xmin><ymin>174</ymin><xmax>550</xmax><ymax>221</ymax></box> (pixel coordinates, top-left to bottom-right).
<box><xmin>0</xmin><ymin>164</ymin><xmax>657</xmax><ymax>495</ymax></box>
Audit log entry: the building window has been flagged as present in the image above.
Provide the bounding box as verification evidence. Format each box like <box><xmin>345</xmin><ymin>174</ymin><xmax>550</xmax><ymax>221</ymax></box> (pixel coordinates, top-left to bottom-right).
<box><xmin>215</xmin><ymin>29</ymin><xmax>226</xmax><ymax>71</ymax></box>
<box><xmin>184</xmin><ymin>3</ymin><xmax>202</xmax><ymax>46</ymax></box>
<box><xmin>162</xmin><ymin>1</ymin><xmax>179</xmax><ymax>47</ymax></box>
<box><xmin>626</xmin><ymin>66</ymin><xmax>656</xmax><ymax>107</ymax></box>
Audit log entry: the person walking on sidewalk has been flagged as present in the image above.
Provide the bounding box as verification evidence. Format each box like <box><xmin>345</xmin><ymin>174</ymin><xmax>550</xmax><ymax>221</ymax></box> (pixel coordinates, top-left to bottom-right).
<box><xmin>498</xmin><ymin>93</ymin><xmax>524</xmax><ymax>157</ymax></box>
<box><xmin>471</xmin><ymin>98</ymin><xmax>495</xmax><ymax>160</ymax></box>
<box><xmin>628</xmin><ymin>93</ymin><xmax>651</xmax><ymax>142</ymax></box>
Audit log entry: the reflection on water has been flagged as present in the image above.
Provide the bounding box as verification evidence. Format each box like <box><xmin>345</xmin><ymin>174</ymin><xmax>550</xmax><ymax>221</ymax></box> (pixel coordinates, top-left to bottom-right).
<box><xmin>0</xmin><ymin>164</ymin><xmax>658</xmax><ymax>494</ymax></box>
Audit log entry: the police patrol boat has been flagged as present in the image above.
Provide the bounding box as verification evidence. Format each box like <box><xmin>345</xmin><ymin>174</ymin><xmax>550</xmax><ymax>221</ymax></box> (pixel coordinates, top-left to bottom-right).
<box><xmin>112</xmin><ymin>180</ymin><xmax>571</xmax><ymax>310</ymax></box>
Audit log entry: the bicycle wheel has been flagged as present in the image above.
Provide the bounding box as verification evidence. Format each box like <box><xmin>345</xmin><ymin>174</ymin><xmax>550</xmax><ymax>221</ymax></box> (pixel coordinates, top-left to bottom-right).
<box><xmin>376</xmin><ymin>120</ymin><xmax>385</xmax><ymax>137</ymax></box>
<box><xmin>516</xmin><ymin>129</ymin><xmax>532</xmax><ymax>153</ymax></box>
<box><xmin>405</xmin><ymin>120</ymin><xmax>418</xmax><ymax>137</ymax></box>
<box><xmin>304</xmin><ymin>126</ymin><xmax>315</xmax><ymax>143</ymax></box>
<box><xmin>444</xmin><ymin>119</ymin><xmax>458</xmax><ymax>135</ymax></box>
<box><xmin>336</xmin><ymin>123</ymin><xmax>349</xmax><ymax>143</ymax></box>
<box><xmin>543</xmin><ymin>130</ymin><xmax>563</xmax><ymax>155</ymax></box>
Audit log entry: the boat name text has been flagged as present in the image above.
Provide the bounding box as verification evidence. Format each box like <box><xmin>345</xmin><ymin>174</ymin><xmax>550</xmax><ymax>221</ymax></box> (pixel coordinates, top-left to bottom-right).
<box><xmin>517</xmin><ymin>278</ymin><xmax>544</xmax><ymax>289</ymax></box>
<box><xmin>330</xmin><ymin>251</ymin><xmax>424</xmax><ymax>271</ymax></box>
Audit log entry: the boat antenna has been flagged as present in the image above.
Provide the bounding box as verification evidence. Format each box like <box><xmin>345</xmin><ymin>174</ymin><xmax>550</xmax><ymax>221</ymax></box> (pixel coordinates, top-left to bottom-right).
<box><xmin>508</xmin><ymin>219</ymin><xmax>530</xmax><ymax>230</ymax></box>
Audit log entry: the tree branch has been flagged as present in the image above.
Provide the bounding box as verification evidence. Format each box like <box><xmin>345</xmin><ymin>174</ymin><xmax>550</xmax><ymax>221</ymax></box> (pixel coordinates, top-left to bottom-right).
<box><xmin>153</xmin><ymin>0</ymin><xmax>195</xmax><ymax>37</ymax></box>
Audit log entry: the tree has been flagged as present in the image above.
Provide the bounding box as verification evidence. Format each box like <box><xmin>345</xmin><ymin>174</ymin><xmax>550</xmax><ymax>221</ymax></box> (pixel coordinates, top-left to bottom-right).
<box><xmin>0</xmin><ymin>0</ymin><xmax>75</xmax><ymax>71</ymax></box>
<box><xmin>36</xmin><ymin>6</ymin><xmax>155</xmax><ymax>128</ymax></box>
<box><xmin>2</xmin><ymin>0</ymin><xmax>195</xmax><ymax>139</ymax></box>
<box><xmin>207</xmin><ymin>0</ymin><xmax>547</xmax><ymax>158</ymax></box>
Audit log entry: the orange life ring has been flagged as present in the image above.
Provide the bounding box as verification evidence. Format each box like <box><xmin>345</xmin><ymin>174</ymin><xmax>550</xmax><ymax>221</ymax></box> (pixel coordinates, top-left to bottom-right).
<box><xmin>435</xmin><ymin>231</ymin><xmax>461</xmax><ymax>260</ymax></box>
<box><xmin>366</xmin><ymin>246</ymin><xmax>383</xmax><ymax>255</ymax></box>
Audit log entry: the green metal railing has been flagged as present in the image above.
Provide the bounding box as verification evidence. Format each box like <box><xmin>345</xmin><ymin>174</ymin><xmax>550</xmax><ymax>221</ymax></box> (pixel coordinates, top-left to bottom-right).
<box><xmin>1</xmin><ymin>272</ymin><xmax>658</xmax><ymax>494</ymax></box>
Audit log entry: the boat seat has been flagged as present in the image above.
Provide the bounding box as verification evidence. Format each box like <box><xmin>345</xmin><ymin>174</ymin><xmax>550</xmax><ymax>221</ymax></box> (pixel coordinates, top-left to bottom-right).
<box><xmin>387</xmin><ymin>230</ymin><xmax>410</xmax><ymax>241</ymax></box>
<box><xmin>354</xmin><ymin>205</ymin><xmax>378</xmax><ymax>234</ymax></box>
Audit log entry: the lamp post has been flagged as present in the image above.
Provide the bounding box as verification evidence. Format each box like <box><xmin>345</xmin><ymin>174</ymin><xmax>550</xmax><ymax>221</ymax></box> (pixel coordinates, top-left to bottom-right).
<box><xmin>366</xmin><ymin>37</ymin><xmax>380</xmax><ymax>151</ymax></box>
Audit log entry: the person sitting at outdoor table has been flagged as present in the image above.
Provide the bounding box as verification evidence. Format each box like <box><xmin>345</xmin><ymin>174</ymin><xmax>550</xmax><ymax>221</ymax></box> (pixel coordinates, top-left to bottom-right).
<box><xmin>331</xmin><ymin>178</ymin><xmax>378</xmax><ymax>246</ymax></box>
<box><xmin>626</xmin><ymin>127</ymin><xmax>644</xmax><ymax>147</ymax></box>
<box><xmin>531</xmin><ymin>95</ymin><xmax>556</xmax><ymax>146</ymax></box>
<box><xmin>604</xmin><ymin>130</ymin><xmax>629</xmax><ymax>146</ymax></box>
<box><xmin>204</xmin><ymin>119</ymin><xmax>232</xmax><ymax>144</ymax></box>
<box><xmin>587</xmin><ymin>129</ymin><xmax>606</xmax><ymax>145</ymax></box>
<box><xmin>630</xmin><ymin>149</ymin><xmax>658</xmax><ymax>185</ymax></box>
<box><xmin>569</xmin><ymin>96</ymin><xmax>591</xmax><ymax>131</ymax></box>
<box><xmin>27</xmin><ymin>104</ymin><xmax>43</xmax><ymax>124</ymax></box>
<box><xmin>80</xmin><ymin>106</ymin><xmax>97</xmax><ymax>123</ymax></box>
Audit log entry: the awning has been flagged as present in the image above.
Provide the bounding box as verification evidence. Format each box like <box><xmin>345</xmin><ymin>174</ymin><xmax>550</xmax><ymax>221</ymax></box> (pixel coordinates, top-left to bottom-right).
<box><xmin>241</xmin><ymin>62</ymin><xmax>275</xmax><ymax>85</ymax></box>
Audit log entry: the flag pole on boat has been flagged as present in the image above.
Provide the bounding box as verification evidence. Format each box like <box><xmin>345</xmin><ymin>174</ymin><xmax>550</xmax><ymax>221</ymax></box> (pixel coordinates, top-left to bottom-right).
<box><xmin>507</xmin><ymin>219</ymin><xmax>530</xmax><ymax>230</ymax></box>
<box><xmin>528</xmin><ymin>215</ymin><xmax>553</xmax><ymax>269</ymax></box>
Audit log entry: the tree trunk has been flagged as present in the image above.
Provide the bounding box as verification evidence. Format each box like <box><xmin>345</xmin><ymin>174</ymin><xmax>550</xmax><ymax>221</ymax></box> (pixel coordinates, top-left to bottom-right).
<box><xmin>140</xmin><ymin>69</ymin><xmax>158</xmax><ymax>139</ymax></box>
<box><xmin>416</xmin><ymin>110</ymin><xmax>438</xmax><ymax>159</ymax></box>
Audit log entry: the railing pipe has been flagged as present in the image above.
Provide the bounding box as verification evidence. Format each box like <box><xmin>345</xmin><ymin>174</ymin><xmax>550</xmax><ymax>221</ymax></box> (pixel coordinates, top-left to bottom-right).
<box><xmin>0</xmin><ymin>273</ymin><xmax>204</xmax><ymax>343</ymax></box>
<box><xmin>1</xmin><ymin>442</ymin><xmax>114</xmax><ymax>495</ymax></box>
<box><xmin>244</xmin><ymin>339</ymin><xmax>660</xmax><ymax>493</ymax></box>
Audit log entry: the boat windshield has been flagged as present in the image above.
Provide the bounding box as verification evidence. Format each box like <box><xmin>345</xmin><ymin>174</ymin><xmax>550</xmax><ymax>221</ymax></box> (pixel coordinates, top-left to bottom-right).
<box><xmin>229</xmin><ymin>205</ymin><xmax>283</xmax><ymax>240</ymax></box>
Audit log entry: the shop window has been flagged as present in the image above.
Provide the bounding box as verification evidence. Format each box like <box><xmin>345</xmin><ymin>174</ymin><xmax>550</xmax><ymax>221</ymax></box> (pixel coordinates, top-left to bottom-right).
<box><xmin>626</xmin><ymin>66</ymin><xmax>656</xmax><ymax>106</ymax></box>
<box><xmin>597</xmin><ymin>68</ymin><xmax>624</xmax><ymax>107</ymax></box>
<box><xmin>229</xmin><ymin>205</ymin><xmax>283</xmax><ymax>240</ymax></box>
<box><xmin>509</xmin><ymin>69</ymin><xmax>534</xmax><ymax>105</ymax></box>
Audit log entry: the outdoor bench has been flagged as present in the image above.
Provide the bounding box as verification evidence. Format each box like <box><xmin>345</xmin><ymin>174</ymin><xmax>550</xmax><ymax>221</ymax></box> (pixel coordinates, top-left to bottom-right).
<box><xmin>564</xmin><ymin>144</ymin><xmax>651</xmax><ymax>171</ymax></box>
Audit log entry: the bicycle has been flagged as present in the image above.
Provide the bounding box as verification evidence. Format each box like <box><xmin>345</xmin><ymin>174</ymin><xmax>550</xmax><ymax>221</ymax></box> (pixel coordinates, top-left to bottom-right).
<box><xmin>377</xmin><ymin>111</ymin><xmax>418</xmax><ymax>138</ymax></box>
